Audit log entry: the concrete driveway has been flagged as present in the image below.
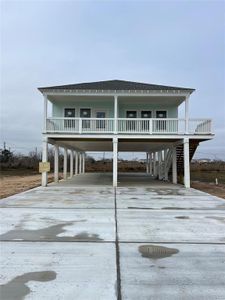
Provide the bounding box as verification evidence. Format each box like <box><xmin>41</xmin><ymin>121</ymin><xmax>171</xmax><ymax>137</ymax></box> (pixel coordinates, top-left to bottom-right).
<box><xmin>0</xmin><ymin>177</ymin><xmax>225</xmax><ymax>299</ymax></box>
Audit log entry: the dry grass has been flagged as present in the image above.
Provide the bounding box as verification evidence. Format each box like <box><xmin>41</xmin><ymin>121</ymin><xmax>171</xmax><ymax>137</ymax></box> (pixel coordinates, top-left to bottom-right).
<box><xmin>191</xmin><ymin>181</ymin><xmax>225</xmax><ymax>199</ymax></box>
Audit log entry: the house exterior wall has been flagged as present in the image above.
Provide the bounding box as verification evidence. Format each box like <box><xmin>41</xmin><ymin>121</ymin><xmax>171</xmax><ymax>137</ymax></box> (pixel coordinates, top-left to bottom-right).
<box><xmin>51</xmin><ymin>99</ymin><xmax>178</xmax><ymax>118</ymax></box>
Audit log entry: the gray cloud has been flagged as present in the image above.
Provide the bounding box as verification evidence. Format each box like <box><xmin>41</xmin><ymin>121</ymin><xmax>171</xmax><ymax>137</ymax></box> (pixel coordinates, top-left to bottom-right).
<box><xmin>1</xmin><ymin>0</ymin><xmax>225</xmax><ymax>159</ymax></box>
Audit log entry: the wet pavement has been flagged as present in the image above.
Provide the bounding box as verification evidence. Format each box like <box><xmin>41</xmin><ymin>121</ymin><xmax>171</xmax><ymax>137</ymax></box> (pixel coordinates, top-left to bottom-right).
<box><xmin>0</xmin><ymin>176</ymin><xmax>225</xmax><ymax>299</ymax></box>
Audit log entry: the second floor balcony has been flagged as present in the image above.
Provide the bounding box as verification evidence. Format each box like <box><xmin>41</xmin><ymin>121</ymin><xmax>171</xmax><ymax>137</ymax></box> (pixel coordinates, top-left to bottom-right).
<box><xmin>45</xmin><ymin>117</ymin><xmax>212</xmax><ymax>135</ymax></box>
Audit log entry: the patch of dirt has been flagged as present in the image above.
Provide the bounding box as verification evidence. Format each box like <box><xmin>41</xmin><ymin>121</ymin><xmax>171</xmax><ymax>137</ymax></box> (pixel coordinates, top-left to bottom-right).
<box><xmin>191</xmin><ymin>181</ymin><xmax>225</xmax><ymax>200</ymax></box>
<box><xmin>0</xmin><ymin>172</ymin><xmax>62</xmax><ymax>199</ymax></box>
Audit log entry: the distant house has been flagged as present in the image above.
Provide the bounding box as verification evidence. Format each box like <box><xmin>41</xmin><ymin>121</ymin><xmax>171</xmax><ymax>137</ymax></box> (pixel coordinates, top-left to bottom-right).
<box><xmin>38</xmin><ymin>79</ymin><xmax>213</xmax><ymax>188</ymax></box>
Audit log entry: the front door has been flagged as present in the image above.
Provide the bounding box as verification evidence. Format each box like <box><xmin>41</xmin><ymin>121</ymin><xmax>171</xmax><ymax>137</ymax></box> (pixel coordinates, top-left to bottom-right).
<box><xmin>96</xmin><ymin>111</ymin><xmax>106</xmax><ymax>129</ymax></box>
<box><xmin>141</xmin><ymin>111</ymin><xmax>152</xmax><ymax>131</ymax></box>
<box><xmin>126</xmin><ymin>111</ymin><xmax>137</xmax><ymax>131</ymax></box>
<box><xmin>80</xmin><ymin>108</ymin><xmax>91</xmax><ymax>129</ymax></box>
<box><xmin>64</xmin><ymin>108</ymin><xmax>75</xmax><ymax>129</ymax></box>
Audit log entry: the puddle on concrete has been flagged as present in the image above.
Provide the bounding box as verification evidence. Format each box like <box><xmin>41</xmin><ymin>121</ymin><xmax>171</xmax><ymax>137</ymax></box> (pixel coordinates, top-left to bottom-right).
<box><xmin>72</xmin><ymin>231</ymin><xmax>103</xmax><ymax>241</ymax></box>
<box><xmin>162</xmin><ymin>207</ymin><xmax>185</xmax><ymax>210</ymax></box>
<box><xmin>206</xmin><ymin>216</ymin><xmax>225</xmax><ymax>224</ymax></box>
<box><xmin>0</xmin><ymin>271</ymin><xmax>56</xmax><ymax>300</ymax></box>
<box><xmin>175</xmin><ymin>216</ymin><xmax>190</xmax><ymax>219</ymax></box>
<box><xmin>0</xmin><ymin>220</ymin><xmax>103</xmax><ymax>241</ymax></box>
<box><xmin>139</xmin><ymin>245</ymin><xmax>179</xmax><ymax>260</ymax></box>
<box><xmin>162</xmin><ymin>207</ymin><xmax>194</xmax><ymax>210</ymax></box>
<box><xmin>145</xmin><ymin>188</ymin><xmax>185</xmax><ymax>196</ymax></box>
<box><xmin>128</xmin><ymin>207</ymin><xmax>153</xmax><ymax>210</ymax></box>
<box><xmin>216</xmin><ymin>203</ymin><xmax>225</xmax><ymax>210</ymax></box>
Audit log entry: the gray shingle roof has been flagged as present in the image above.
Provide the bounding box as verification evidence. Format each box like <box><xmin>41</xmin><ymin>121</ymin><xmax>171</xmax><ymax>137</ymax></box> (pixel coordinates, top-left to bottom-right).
<box><xmin>38</xmin><ymin>79</ymin><xmax>194</xmax><ymax>92</ymax></box>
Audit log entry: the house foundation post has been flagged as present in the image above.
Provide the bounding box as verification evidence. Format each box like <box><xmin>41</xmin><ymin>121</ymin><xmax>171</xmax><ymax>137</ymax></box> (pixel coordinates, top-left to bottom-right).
<box><xmin>164</xmin><ymin>149</ymin><xmax>169</xmax><ymax>181</ymax></box>
<box><xmin>63</xmin><ymin>148</ymin><xmax>68</xmax><ymax>180</ymax></box>
<box><xmin>79</xmin><ymin>152</ymin><xmax>82</xmax><ymax>174</ymax></box>
<box><xmin>82</xmin><ymin>153</ymin><xmax>85</xmax><ymax>174</ymax></box>
<box><xmin>149</xmin><ymin>152</ymin><xmax>152</xmax><ymax>176</ymax></box>
<box><xmin>183</xmin><ymin>138</ymin><xmax>190</xmax><ymax>188</ymax></box>
<box><xmin>172</xmin><ymin>147</ymin><xmax>177</xmax><ymax>184</ymax></box>
<box><xmin>75</xmin><ymin>151</ymin><xmax>78</xmax><ymax>175</ymax></box>
<box><xmin>158</xmin><ymin>151</ymin><xmax>162</xmax><ymax>180</ymax></box>
<box><xmin>54</xmin><ymin>144</ymin><xmax>59</xmax><ymax>183</ymax></box>
<box><xmin>41</xmin><ymin>137</ymin><xmax>48</xmax><ymax>187</ymax></box>
<box><xmin>146</xmin><ymin>153</ymin><xmax>149</xmax><ymax>173</ymax></box>
<box><xmin>153</xmin><ymin>152</ymin><xmax>157</xmax><ymax>177</ymax></box>
<box><xmin>70</xmin><ymin>150</ymin><xmax>74</xmax><ymax>178</ymax></box>
<box><xmin>113</xmin><ymin>138</ymin><xmax>118</xmax><ymax>187</ymax></box>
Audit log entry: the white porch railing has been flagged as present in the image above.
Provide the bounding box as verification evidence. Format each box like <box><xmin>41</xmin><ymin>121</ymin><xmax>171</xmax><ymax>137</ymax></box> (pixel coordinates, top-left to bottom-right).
<box><xmin>46</xmin><ymin>117</ymin><xmax>212</xmax><ymax>135</ymax></box>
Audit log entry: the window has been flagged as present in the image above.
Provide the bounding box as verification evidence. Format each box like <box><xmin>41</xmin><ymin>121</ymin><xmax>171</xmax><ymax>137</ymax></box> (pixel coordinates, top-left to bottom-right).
<box><xmin>156</xmin><ymin>111</ymin><xmax>167</xmax><ymax>118</ymax></box>
<box><xmin>64</xmin><ymin>108</ymin><xmax>75</xmax><ymax>118</ymax></box>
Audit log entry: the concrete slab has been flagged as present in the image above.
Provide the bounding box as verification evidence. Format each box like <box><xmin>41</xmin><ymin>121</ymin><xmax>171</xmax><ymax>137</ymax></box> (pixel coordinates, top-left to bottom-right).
<box><xmin>54</xmin><ymin>173</ymin><xmax>113</xmax><ymax>186</ymax></box>
<box><xmin>117</xmin><ymin>210</ymin><xmax>225</xmax><ymax>243</ymax></box>
<box><xmin>0</xmin><ymin>186</ymin><xmax>115</xmax><ymax>209</ymax></box>
<box><xmin>120</xmin><ymin>243</ymin><xmax>225</xmax><ymax>300</ymax></box>
<box><xmin>0</xmin><ymin>208</ymin><xmax>115</xmax><ymax>242</ymax></box>
<box><xmin>117</xmin><ymin>194</ymin><xmax>225</xmax><ymax>210</ymax></box>
<box><xmin>0</xmin><ymin>242</ymin><xmax>117</xmax><ymax>300</ymax></box>
<box><xmin>1</xmin><ymin>176</ymin><xmax>225</xmax><ymax>299</ymax></box>
<box><xmin>117</xmin><ymin>186</ymin><xmax>208</xmax><ymax>196</ymax></box>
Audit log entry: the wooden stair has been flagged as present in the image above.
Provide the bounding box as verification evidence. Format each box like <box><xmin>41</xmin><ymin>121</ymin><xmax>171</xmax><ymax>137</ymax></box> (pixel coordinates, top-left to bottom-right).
<box><xmin>176</xmin><ymin>141</ymin><xmax>199</xmax><ymax>175</ymax></box>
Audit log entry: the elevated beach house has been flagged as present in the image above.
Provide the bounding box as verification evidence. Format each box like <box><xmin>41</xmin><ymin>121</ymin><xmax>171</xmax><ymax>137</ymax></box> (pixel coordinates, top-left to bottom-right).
<box><xmin>38</xmin><ymin>80</ymin><xmax>213</xmax><ymax>188</ymax></box>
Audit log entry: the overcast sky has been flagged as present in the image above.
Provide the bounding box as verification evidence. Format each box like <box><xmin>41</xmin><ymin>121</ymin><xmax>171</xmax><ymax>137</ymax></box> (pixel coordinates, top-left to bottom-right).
<box><xmin>1</xmin><ymin>0</ymin><xmax>225</xmax><ymax>160</ymax></box>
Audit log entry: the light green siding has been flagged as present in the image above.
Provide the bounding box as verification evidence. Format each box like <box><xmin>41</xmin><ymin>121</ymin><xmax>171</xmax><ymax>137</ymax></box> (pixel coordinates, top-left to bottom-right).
<box><xmin>51</xmin><ymin>99</ymin><xmax>178</xmax><ymax>118</ymax></box>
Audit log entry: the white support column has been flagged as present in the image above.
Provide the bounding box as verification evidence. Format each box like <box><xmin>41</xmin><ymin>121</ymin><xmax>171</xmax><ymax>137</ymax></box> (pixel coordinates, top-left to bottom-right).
<box><xmin>79</xmin><ymin>152</ymin><xmax>82</xmax><ymax>174</ymax></box>
<box><xmin>172</xmin><ymin>147</ymin><xmax>177</xmax><ymax>184</ymax></box>
<box><xmin>153</xmin><ymin>152</ymin><xmax>157</xmax><ymax>177</ymax></box>
<box><xmin>164</xmin><ymin>149</ymin><xmax>168</xmax><ymax>181</ymax></box>
<box><xmin>63</xmin><ymin>148</ymin><xmax>68</xmax><ymax>180</ymax></box>
<box><xmin>41</xmin><ymin>137</ymin><xmax>48</xmax><ymax>187</ymax></box>
<box><xmin>146</xmin><ymin>153</ymin><xmax>149</xmax><ymax>173</ymax></box>
<box><xmin>183</xmin><ymin>138</ymin><xmax>190</xmax><ymax>188</ymax></box>
<box><xmin>114</xmin><ymin>95</ymin><xmax>118</xmax><ymax>134</ymax></box>
<box><xmin>73</xmin><ymin>151</ymin><xmax>76</xmax><ymax>175</ymax></box>
<box><xmin>54</xmin><ymin>144</ymin><xmax>59</xmax><ymax>183</ymax></box>
<box><xmin>43</xmin><ymin>94</ymin><xmax>48</xmax><ymax>132</ymax></box>
<box><xmin>149</xmin><ymin>152</ymin><xmax>152</xmax><ymax>176</ymax></box>
<box><xmin>75</xmin><ymin>151</ymin><xmax>78</xmax><ymax>175</ymax></box>
<box><xmin>158</xmin><ymin>151</ymin><xmax>162</xmax><ymax>180</ymax></box>
<box><xmin>70</xmin><ymin>150</ymin><xmax>74</xmax><ymax>178</ymax></box>
<box><xmin>82</xmin><ymin>153</ymin><xmax>85</xmax><ymax>174</ymax></box>
<box><xmin>113</xmin><ymin>138</ymin><xmax>118</xmax><ymax>187</ymax></box>
<box><xmin>185</xmin><ymin>95</ymin><xmax>189</xmax><ymax>134</ymax></box>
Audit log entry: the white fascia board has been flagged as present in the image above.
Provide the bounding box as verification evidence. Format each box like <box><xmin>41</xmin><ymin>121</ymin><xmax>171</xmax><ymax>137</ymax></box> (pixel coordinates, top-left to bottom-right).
<box><xmin>43</xmin><ymin>90</ymin><xmax>191</xmax><ymax>97</ymax></box>
<box><xmin>43</xmin><ymin>133</ymin><xmax>214</xmax><ymax>140</ymax></box>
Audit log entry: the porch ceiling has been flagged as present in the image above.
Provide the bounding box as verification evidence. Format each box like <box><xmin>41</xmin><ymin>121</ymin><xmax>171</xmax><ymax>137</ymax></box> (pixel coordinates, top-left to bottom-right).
<box><xmin>47</xmin><ymin>95</ymin><xmax>185</xmax><ymax>106</ymax></box>
<box><xmin>50</xmin><ymin>138</ymin><xmax>182</xmax><ymax>152</ymax></box>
